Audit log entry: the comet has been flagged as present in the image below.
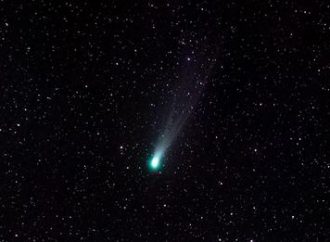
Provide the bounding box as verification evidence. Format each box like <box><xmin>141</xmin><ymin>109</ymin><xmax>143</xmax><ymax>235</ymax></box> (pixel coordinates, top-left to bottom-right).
<box><xmin>147</xmin><ymin>42</ymin><xmax>217</xmax><ymax>172</ymax></box>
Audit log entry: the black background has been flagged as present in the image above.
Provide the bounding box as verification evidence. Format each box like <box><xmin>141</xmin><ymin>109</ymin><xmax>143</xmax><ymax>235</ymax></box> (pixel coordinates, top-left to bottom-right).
<box><xmin>0</xmin><ymin>1</ymin><xmax>329</xmax><ymax>241</ymax></box>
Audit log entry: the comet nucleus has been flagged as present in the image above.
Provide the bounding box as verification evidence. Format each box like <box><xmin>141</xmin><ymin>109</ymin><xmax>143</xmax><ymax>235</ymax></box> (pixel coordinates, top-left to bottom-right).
<box><xmin>148</xmin><ymin>150</ymin><xmax>163</xmax><ymax>171</ymax></box>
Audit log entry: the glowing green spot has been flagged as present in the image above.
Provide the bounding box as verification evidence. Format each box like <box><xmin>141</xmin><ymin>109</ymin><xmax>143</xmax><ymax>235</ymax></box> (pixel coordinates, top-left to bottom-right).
<box><xmin>148</xmin><ymin>150</ymin><xmax>164</xmax><ymax>172</ymax></box>
<box><xmin>151</xmin><ymin>156</ymin><xmax>160</xmax><ymax>169</ymax></box>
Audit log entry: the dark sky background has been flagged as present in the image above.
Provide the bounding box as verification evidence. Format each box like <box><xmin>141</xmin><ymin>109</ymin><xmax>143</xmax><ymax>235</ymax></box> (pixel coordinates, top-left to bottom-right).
<box><xmin>0</xmin><ymin>1</ymin><xmax>329</xmax><ymax>241</ymax></box>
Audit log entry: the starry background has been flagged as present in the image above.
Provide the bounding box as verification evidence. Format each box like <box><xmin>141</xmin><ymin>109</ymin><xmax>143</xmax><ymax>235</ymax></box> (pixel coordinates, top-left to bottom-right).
<box><xmin>0</xmin><ymin>1</ymin><xmax>329</xmax><ymax>241</ymax></box>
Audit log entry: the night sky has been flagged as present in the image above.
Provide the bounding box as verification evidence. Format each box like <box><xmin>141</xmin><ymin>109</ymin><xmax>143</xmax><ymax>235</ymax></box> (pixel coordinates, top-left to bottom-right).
<box><xmin>1</xmin><ymin>1</ymin><xmax>329</xmax><ymax>241</ymax></box>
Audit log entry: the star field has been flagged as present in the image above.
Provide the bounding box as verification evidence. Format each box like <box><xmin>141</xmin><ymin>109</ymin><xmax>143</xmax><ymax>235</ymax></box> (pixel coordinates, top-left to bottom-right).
<box><xmin>0</xmin><ymin>1</ymin><xmax>329</xmax><ymax>241</ymax></box>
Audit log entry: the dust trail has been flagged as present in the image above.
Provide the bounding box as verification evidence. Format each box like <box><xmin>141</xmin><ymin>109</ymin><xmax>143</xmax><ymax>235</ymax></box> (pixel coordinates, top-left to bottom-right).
<box><xmin>153</xmin><ymin>46</ymin><xmax>217</xmax><ymax>163</ymax></box>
